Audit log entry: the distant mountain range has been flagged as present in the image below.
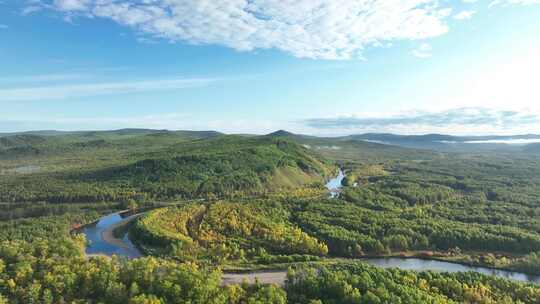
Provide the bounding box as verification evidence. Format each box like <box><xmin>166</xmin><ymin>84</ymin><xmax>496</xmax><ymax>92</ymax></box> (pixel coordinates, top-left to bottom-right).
<box><xmin>2</xmin><ymin>128</ymin><xmax>540</xmax><ymax>154</ymax></box>
<box><xmin>0</xmin><ymin>128</ymin><xmax>223</xmax><ymax>138</ymax></box>
<box><xmin>341</xmin><ymin>133</ymin><xmax>540</xmax><ymax>151</ymax></box>
<box><xmin>264</xmin><ymin>130</ymin><xmax>540</xmax><ymax>153</ymax></box>
<box><xmin>346</xmin><ymin>133</ymin><xmax>540</xmax><ymax>142</ymax></box>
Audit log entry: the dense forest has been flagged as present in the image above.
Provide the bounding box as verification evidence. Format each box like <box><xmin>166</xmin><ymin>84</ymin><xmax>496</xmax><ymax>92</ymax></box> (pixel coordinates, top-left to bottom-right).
<box><xmin>297</xmin><ymin>155</ymin><xmax>540</xmax><ymax>273</ymax></box>
<box><xmin>1</xmin><ymin>129</ymin><xmax>540</xmax><ymax>303</ymax></box>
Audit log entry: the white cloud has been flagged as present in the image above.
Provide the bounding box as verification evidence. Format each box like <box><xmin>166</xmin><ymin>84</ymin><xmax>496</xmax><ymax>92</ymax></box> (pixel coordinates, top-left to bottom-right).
<box><xmin>53</xmin><ymin>0</ymin><xmax>90</xmax><ymax>11</ymax></box>
<box><xmin>29</xmin><ymin>0</ymin><xmax>455</xmax><ymax>60</ymax></box>
<box><xmin>21</xmin><ymin>0</ymin><xmax>45</xmax><ymax>15</ymax></box>
<box><xmin>302</xmin><ymin>107</ymin><xmax>540</xmax><ymax>136</ymax></box>
<box><xmin>0</xmin><ymin>77</ymin><xmax>217</xmax><ymax>101</ymax></box>
<box><xmin>412</xmin><ymin>43</ymin><xmax>432</xmax><ymax>58</ymax></box>
<box><xmin>453</xmin><ymin>10</ymin><xmax>476</xmax><ymax>20</ymax></box>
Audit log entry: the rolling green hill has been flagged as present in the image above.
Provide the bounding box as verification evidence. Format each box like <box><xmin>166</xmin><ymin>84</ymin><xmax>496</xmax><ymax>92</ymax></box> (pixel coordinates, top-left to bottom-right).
<box><xmin>89</xmin><ymin>136</ymin><xmax>333</xmax><ymax>198</ymax></box>
<box><xmin>0</xmin><ymin>135</ymin><xmax>333</xmax><ymax>203</ymax></box>
<box><xmin>0</xmin><ymin>129</ymin><xmax>222</xmax><ymax>160</ymax></box>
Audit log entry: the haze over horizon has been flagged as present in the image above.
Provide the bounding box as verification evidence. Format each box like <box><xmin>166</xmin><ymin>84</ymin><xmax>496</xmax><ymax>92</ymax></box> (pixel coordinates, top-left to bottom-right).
<box><xmin>1</xmin><ymin>0</ymin><xmax>539</xmax><ymax>135</ymax></box>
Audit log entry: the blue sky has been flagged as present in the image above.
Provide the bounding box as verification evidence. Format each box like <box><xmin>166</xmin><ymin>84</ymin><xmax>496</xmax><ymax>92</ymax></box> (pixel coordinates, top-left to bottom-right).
<box><xmin>1</xmin><ymin>0</ymin><xmax>539</xmax><ymax>135</ymax></box>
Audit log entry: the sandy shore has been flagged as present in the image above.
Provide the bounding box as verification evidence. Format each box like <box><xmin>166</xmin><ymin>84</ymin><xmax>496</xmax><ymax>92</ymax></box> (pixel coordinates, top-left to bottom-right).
<box><xmin>100</xmin><ymin>213</ymin><xmax>142</xmax><ymax>249</ymax></box>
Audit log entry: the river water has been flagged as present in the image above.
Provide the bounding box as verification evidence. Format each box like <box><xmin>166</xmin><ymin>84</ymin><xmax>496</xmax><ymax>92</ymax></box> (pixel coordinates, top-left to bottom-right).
<box><xmin>362</xmin><ymin>257</ymin><xmax>540</xmax><ymax>284</ymax></box>
<box><xmin>83</xmin><ymin>212</ymin><xmax>142</xmax><ymax>259</ymax></box>
<box><xmin>326</xmin><ymin>169</ymin><xmax>345</xmax><ymax>198</ymax></box>
<box><xmin>80</xmin><ymin>171</ymin><xmax>539</xmax><ymax>284</ymax></box>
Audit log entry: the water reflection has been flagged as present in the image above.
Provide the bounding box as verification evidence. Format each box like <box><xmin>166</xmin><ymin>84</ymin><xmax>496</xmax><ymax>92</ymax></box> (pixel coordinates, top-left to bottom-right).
<box><xmin>362</xmin><ymin>257</ymin><xmax>540</xmax><ymax>284</ymax></box>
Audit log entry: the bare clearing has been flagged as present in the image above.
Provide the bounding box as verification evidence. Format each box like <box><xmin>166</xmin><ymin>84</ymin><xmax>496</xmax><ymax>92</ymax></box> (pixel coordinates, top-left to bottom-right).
<box><xmin>221</xmin><ymin>271</ymin><xmax>287</xmax><ymax>286</ymax></box>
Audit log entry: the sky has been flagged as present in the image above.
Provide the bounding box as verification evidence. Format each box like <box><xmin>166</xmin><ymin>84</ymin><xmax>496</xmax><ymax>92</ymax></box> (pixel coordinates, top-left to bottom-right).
<box><xmin>0</xmin><ymin>0</ymin><xmax>539</xmax><ymax>136</ymax></box>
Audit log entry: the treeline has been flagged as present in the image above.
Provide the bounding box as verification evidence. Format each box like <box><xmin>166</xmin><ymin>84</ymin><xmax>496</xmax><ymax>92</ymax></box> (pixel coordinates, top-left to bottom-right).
<box><xmin>0</xmin><ymin>212</ymin><xmax>102</xmax><ymax>243</ymax></box>
<box><xmin>286</xmin><ymin>263</ymin><xmax>540</xmax><ymax>304</ymax></box>
<box><xmin>0</xmin><ymin>201</ymin><xmax>119</xmax><ymax>222</ymax></box>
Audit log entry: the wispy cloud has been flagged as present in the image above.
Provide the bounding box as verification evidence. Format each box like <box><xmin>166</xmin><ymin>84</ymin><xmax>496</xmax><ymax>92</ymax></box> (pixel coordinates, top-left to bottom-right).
<box><xmin>0</xmin><ymin>24</ymin><xmax>7</xmax><ymax>29</ymax></box>
<box><xmin>412</xmin><ymin>43</ymin><xmax>433</xmax><ymax>58</ymax></box>
<box><xmin>25</xmin><ymin>0</ymin><xmax>454</xmax><ymax>60</ymax></box>
<box><xmin>489</xmin><ymin>0</ymin><xmax>540</xmax><ymax>8</ymax></box>
<box><xmin>453</xmin><ymin>10</ymin><xmax>476</xmax><ymax>20</ymax></box>
<box><xmin>0</xmin><ymin>77</ymin><xmax>217</xmax><ymax>101</ymax></box>
<box><xmin>21</xmin><ymin>1</ymin><xmax>44</xmax><ymax>16</ymax></box>
<box><xmin>21</xmin><ymin>1</ymin><xmax>540</xmax><ymax>59</ymax></box>
<box><xmin>54</xmin><ymin>0</ymin><xmax>90</xmax><ymax>11</ymax></box>
<box><xmin>0</xmin><ymin>73</ymin><xmax>86</xmax><ymax>83</ymax></box>
<box><xmin>303</xmin><ymin>108</ymin><xmax>540</xmax><ymax>132</ymax></box>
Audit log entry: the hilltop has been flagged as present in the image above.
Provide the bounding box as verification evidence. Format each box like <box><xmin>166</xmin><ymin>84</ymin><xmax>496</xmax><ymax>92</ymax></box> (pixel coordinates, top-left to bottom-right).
<box><xmin>96</xmin><ymin>135</ymin><xmax>333</xmax><ymax>198</ymax></box>
<box><xmin>0</xmin><ymin>134</ymin><xmax>333</xmax><ymax>203</ymax></box>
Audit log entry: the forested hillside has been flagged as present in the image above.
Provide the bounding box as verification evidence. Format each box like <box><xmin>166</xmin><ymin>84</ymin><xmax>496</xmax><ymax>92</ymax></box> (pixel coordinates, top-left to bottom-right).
<box><xmin>131</xmin><ymin>201</ymin><xmax>328</xmax><ymax>264</ymax></box>
<box><xmin>0</xmin><ymin>134</ymin><xmax>332</xmax><ymax>204</ymax></box>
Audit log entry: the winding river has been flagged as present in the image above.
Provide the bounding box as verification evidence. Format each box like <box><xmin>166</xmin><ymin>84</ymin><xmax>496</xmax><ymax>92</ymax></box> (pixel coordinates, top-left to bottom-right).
<box><xmin>80</xmin><ymin>170</ymin><xmax>540</xmax><ymax>285</ymax></box>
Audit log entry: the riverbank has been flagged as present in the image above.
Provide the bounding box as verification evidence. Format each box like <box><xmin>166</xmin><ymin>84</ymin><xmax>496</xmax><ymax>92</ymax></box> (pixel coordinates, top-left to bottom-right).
<box><xmin>102</xmin><ymin>213</ymin><xmax>143</xmax><ymax>249</ymax></box>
